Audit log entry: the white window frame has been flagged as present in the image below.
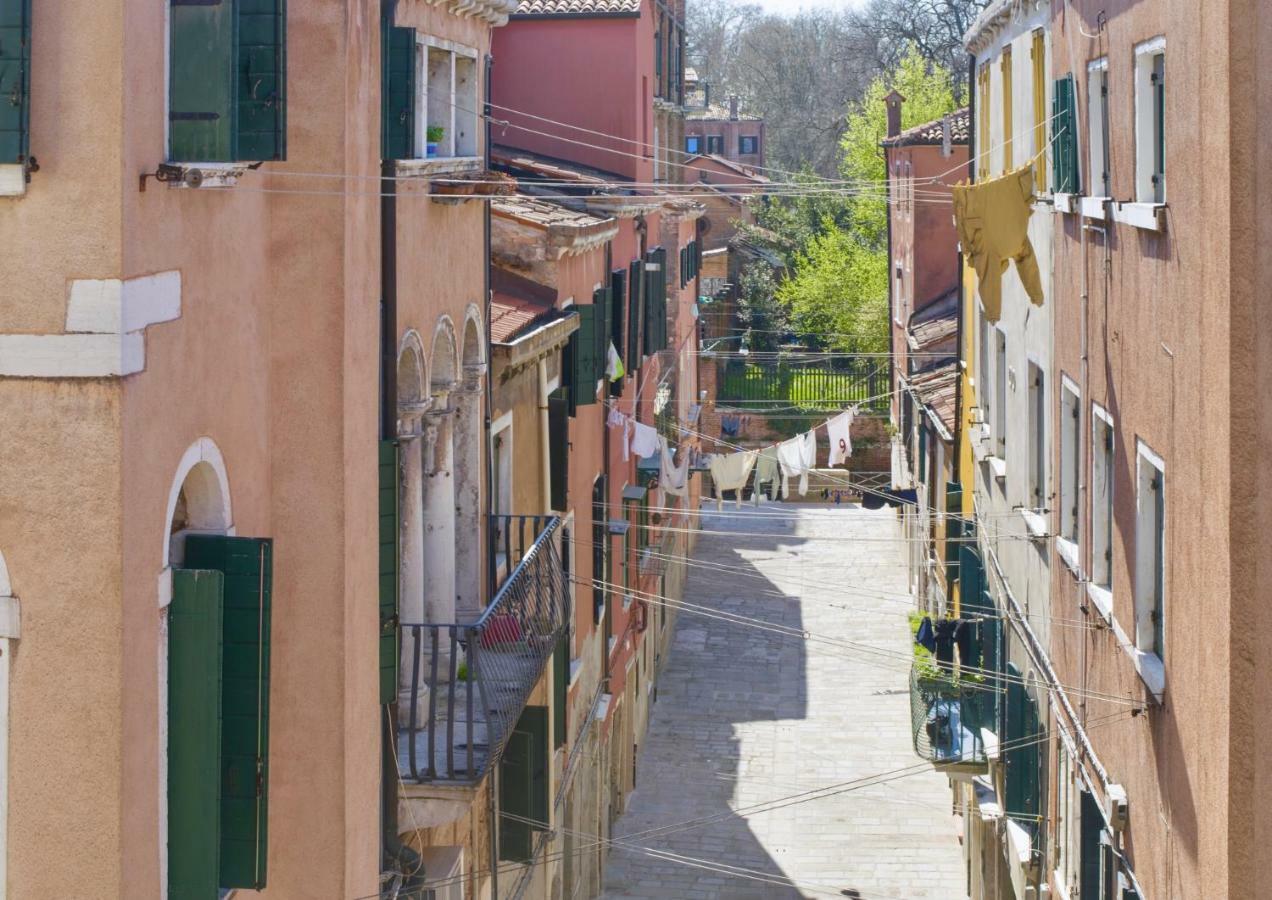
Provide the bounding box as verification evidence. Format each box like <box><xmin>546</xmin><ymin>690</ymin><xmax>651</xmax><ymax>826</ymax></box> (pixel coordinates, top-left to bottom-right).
<box><xmin>414</xmin><ymin>35</ymin><xmax>481</xmax><ymax>162</ymax></box>
<box><xmin>1134</xmin><ymin>440</ymin><xmax>1166</xmax><ymax>662</ymax></box>
<box><xmin>994</xmin><ymin>328</ymin><xmax>1008</xmax><ymax>457</ymax></box>
<box><xmin>1086</xmin><ymin>58</ymin><xmax>1110</xmax><ymax>199</ymax></box>
<box><xmin>1058</xmin><ymin>377</ymin><xmax>1081</xmax><ymax>563</ymax></box>
<box><xmin>1027</xmin><ymin>360</ymin><xmax>1046</xmax><ymax>509</ymax></box>
<box><xmin>1133</xmin><ymin>37</ymin><xmax>1166</xmax><ymax>203</ymax></box>
<box><xmin>1090</xmin><ymin>404</ymin><xmax>1115</xmax><ymax>604</ymax></box>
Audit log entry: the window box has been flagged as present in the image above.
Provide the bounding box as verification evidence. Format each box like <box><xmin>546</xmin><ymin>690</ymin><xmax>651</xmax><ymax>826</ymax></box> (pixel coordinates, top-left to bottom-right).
<box><xmin>393</xmin><ymin>156</ymin><xmax>484</xmax><ymax>178</ymax></box>
<box><xmin>1086</xmin><ymin>582</ymin><xmax>1113</xmax><ymax>623</ymax></box>
<box><xmin>158</xmin><ymin>161</ymin><xmax>254</xmax><ymax>190</ymax></box>
<box><xmin>1112</xmin><ymin>201</ymin><xmax>1167</xmax><ymax>232</ymax></box>
<box><xmin>1130</xmin><ymin>648</ymin><xmax>1165</xmax><ymax>701</ymax></box>
<box><xmin>987</xmin><ymin>455</ymin><xmax>1007</xmax><ymax>481</ymax></box>
<box><xmin>1079</xmin><ymin>196</ymin><xmax>1110</xmax><ymax>220</ymax></box>
<box><xmin>1019</xmin><ymin>508</ymin><xmax>1047</xmax><ymax>539</ymax></box>
<box><xmin>1053</xmin><ymin>192</ymin><xmax>1078</xmax><ymax>214</ymax></box>
<box><xmin>1056</xmin><ymin>536</ymin><xmax>1080</xmax><ymax>577</ymax></box>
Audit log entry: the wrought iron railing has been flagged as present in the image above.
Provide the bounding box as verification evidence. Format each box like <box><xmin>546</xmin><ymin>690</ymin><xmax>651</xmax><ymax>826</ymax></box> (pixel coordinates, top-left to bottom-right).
<box><xmin>716</xmin><ymin>357</ymin><xmax>890</xmax><ymax>412</ymax></box>
<box><xmin>398</xmin><ymin>515</ymin><xmax>566</xmax><ymax>783</ymax></box>
<box><xmin>909</xmin><ymin>663</ymin><xmax>993</xmax><ymax>771</ymax></box>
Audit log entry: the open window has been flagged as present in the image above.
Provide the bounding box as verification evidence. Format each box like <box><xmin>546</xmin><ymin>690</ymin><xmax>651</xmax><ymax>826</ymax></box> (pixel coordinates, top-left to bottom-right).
<box><xmin>1091</xmin><ymin>405</ymin><xmax>1114</xmax><ymax>593</ymax></box>
<box><xmin>417</xmin><ymin>37</ymin><xmax>479</xmax><ymax>160</ymax></box>
<box><xmin>1087</xmin><ymin>59</ymin><xmax>1111</xmax><ymax>198</ymax></box>
<box><xmin>739</xmin><ymin>135</ymin><xmax>758</xmax><ymax>155</ymax></box>
<box><xmin>993</xmin><ymin>329</ymin><xmax>1007</xmax><ymax>457</ymax></box>
<box><xmin>706</xmin><ymin>135</ymin><xmax>723</xmax><ymax>155</ymax></box>
<box><xmin>685</xmin><ymin>135</ymin><xmax>701</xmax><ymax>154</ymax></box>
<box><xmin>168</xmin><ymin>0</ymin><xmax>286</xmax><ymax>164</ymax></box>
<box><xmin>1134</xmin><ymin>39</ymin><xmax>1165</xmax><ymax>203</ymax></box>
<box><xmin>1059</xmin><ymin>379</ymin><xmax>1080</xmax><ymax>554</ymax></box>
<box><xmin>1027</xmin><ymin>362</ymin><xmax>1045</xmax><ymax>508</ymax></box>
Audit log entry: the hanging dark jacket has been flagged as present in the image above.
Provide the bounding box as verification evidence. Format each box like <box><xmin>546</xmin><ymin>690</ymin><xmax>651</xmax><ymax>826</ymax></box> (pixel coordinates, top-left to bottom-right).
<box><xmin>915</xmin><ymin>616</ymin><xmax>936</xmax><ymax>653</ymax></box>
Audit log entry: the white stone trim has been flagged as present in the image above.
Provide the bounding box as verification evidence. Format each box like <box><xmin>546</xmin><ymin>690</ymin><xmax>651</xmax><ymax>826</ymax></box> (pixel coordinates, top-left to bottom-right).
<box><xmin>461</xmin><ymin>302</ymin><xmax>486</xmax><ymax>365</ymax></box>
<box><xmin>0</xmin><ymin>165</ymin><xmax>24</xmax><ymax>198</ymax></box>
<box><xmin>66</xmin><ymin>271</ymin><xmax>182</xmax><ymax>334</ymax></box>
<box><xmin>1112</xmin><ymin>201</ymin><xmax>1166</xmax><ymax>232</ymax></box>
<box><xmin>161</xmin><ymin>437</ymin><xmax>234</xmax><ymax>567</ymax></box>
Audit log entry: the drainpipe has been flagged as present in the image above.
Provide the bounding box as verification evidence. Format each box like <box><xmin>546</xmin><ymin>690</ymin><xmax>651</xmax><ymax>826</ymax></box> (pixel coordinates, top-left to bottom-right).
<box><xmin>379</xmin><ymin>2</ymin><xmax>424</xmax><ymax>888</ymax></box>
<box><xmin>539</xmin><ymin>359</ymin><xmax>552</xmax><ymax>513</ymax></box>
<box><xmin>483</xmin><ymin>49</ymin><xmax>500</xmax><ymax>900</ymax></box>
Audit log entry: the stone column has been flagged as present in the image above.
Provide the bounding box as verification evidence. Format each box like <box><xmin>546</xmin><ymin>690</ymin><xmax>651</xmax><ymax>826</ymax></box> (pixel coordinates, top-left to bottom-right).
<box><xmin>397</xmin><ymin>402</ymin><xmax>428</xmax><ymax>713</ymax></box>
<box><xmin>452</xmin><ymin>364</ymin><xmax>486</xmax><ymax>623</ymax></box>
<box><xmin>422</xmin><ymin>393</ymin><xmax>458</xmax><ymax>632</ymax></box>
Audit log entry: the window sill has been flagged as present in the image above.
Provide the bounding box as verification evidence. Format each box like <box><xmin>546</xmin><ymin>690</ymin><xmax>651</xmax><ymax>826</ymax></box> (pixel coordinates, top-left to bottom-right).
<box><xmin>607</xmin><ymin>636</ymin><xmax>617</xmax><ymax>658</ymax></box>
<box><xmin>1112</xmin><ymin>200</ymin><xmax>1167</xmax><ymax>232</ymax></box>
<box><xmin>972</xmin><ymin>775</ymin><xmax>1002</xmax><ymax>821</ymax></box>
<box><xmin>1005</xmin><ymin>818</ymin><xmax>1033</xmax><ymax>867</ymax></box>
<box><xmin>986</xmin><ymin>455</ymin><xmax>1007</xmax><ymax>481</ymax></box>
<box><xmin>1085</xmin><ymin>583</ymin><xmax>1113</xmax><ymax>623</ymax></box>
<box><xmin>1019</xmin><ymin>509</ymin><xmax>1048</xmax><ymax>539</ymax></box>
<box><xmin>393</xmin><ymin>156</ymin><xmax>484</xmax><ymax>178</ymax></box>
<box><xmin>568</xmin><ymin>657</ymin><xmax>583</xmax><ymax>689</ymax></box>
<box><xmin>980</xmin><ymin>727</ymin><xmax>1000</xmax><ymax>762</ymax></box>
<box><xmin>163</xmin><ymin>161</ymin><xmax>252</xmax><ymax>189</ymax></box>
<box><xmin>1056</xmin><ymin>537</ymin><xmax>1081</xmax><ymax>576</ymax></box>
<box><xmin>1053</xmin><ymin>192</ymin><xmax>1078</xmax><ymax>214</ymax></box>
<box><xmin>0</xmin><ymin>164</ymin><xmax>26</xmax><ymax>197</ymax></box>
<box><xmin>1080</xmin><ymin>196</ymin><xmax>1110</xmax><ymax>220</ymax></box>
<box><xmin>1130</xmin><ymin>648</ymin><xmax>1165</xmax><ymax>702</ymax></box>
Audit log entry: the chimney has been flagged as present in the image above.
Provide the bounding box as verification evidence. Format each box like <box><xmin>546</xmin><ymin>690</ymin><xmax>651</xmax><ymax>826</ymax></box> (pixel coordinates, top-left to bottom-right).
<box><xmin>704</xmin><ymin>82</ymin><xmax>711</xmax><ymax>109</ymax></box>
<box><xmin>885</xmin><ymin>89</ymin><xmax>905</xmax><ymax>139</ymax></box>
<box><xmin>941</xmin><ymin>113</ymin><xmax>952</xmax><ymax>158</ymax></box>
<box><xmin>729</xmin><ymin>95</ymin><xmax>739</xmax><ymax>121</ymax></box>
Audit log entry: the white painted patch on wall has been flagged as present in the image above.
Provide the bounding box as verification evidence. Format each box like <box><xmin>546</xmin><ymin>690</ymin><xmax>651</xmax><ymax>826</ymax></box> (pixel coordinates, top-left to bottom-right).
<box><xmin>0</xmin><ymin>165</ymin><xmax>24</xmax><ymax>198</ymax></box>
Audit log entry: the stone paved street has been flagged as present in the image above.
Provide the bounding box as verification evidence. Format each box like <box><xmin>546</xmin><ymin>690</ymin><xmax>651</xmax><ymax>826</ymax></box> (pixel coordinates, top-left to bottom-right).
<box><xmin>601</xmin><ymin>503</ymin><xmax>967</xmax><ymax>900</ymax></box>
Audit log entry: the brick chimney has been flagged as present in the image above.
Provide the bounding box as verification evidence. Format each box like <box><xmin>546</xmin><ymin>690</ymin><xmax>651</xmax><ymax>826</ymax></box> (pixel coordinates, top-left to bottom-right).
<box><xmin>729</xmin><ymin>96</ymin><xmax>739</xmax><ymax>121</ymax></box>
<box><xmin>885</xmin><ymin>90</ymin><xmax>905</xmax><ymax>138</ymax></box>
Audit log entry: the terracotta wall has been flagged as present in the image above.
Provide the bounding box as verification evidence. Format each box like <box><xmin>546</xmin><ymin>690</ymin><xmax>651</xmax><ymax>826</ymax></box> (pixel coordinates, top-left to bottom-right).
<box><xmin>684</xmin><ymin>118</ymin><xmax>765</xmax><ymax>169</ymax></box>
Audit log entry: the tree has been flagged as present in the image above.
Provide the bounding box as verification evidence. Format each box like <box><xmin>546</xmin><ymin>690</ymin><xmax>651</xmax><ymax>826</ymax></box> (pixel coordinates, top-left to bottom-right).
<box><xmin>854</xmin><ymin>0</ymin><xmax>988</xmax><ymax>98</ymax></box>
<box><xmin>734</xmin><ymin>262</ymin><xmax>788</xmax><ymax>353</ymax></box>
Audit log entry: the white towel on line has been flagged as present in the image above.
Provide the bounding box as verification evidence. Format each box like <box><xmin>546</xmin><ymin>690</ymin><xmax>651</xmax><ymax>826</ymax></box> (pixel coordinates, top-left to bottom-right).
<box><xmin>827</xmin><ymin>409</ymin><xmax>855</xmax><ymax>467</ymax></box>
<box><xmin>709</xmin><ymin>451</ymin><xmax>758</xmax><ymax>510</ymax></box>
<box><xmin>777</xmin><ymin>430</ymin><xmax>817</xmax><ymax>497</ymax></box>
<box><xmin>660</xmin><ymin>439</ymin><xmax>692</xmax><ymax>497</ymax></box>
<box><xmin>629</xmin><ymin>420</ymin><xmax>661</xmax><ymax>460</ymax></box>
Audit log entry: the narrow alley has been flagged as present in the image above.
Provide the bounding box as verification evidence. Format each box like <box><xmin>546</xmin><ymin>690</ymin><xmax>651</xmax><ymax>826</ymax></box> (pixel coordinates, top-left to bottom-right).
<box><xmin>602</xmin><ymin>502</ymin><xmax>966</xmax><ymax>900</ymax></box>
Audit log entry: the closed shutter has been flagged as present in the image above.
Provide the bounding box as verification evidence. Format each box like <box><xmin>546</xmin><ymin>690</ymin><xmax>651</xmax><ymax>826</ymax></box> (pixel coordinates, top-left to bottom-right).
<box><xmin>1079</xmin><ymin>787</ymin><xmax>1103</xmax><ymax>899</ymax></box>
<box><xmin>0</xmin><ymin>0</ymin><xmax>31</xmax><ymax>164</ymax></box>
<box><xmin>627</xmin><ymin>260</ymin><xmax>644</xmax><ymax>372</ymax></box>
<box><xmin>168</xmin><ymin>569</ymin><xmax>225</xmax><ymax>900</ymax></box>
<box><xmin>380</xmin><ymin>11</ymin><xmax>415</xmax><ymax>160</ymax></box>
<box><xmin>609</xmin><ymin>269</ymin><xmax>627</xmax><ymax>397</ymax></box>
<box><xmin>499</xmin><ymin>705</ymin><xmax>549</xmax><ymax>862</ymax></box>
<box><xmin>1052</xmin><ymin>75</ymin><xmax>1080</xmax><ymax>194</ymax></box>
<box><xmin>1004</xmin><ymin>661</ymin><xmax>1026</xmax><ymax>816</ymax></box>
<box><xmin>553</xmin><ymin>636</ymin><xmax>569</xmax><ymax>748</ymax></box>
<box><xmin>569</xmin><ymin>304</ymin><xmax>598</xmax><ymax>407</ymax></box>
<box><xmin>378</xmin><ymin>440</ymin><xmax>400</xmax><ymax>704</ymax></box>
<box><xmin>185</xmin><ymin>535</ymin><xmax>272</xmax><ymax>891</ymax></box>
<box><xmin>945</xmin><ymin>481</ymin><xmax>963</xmax><ymax>596</ymax></box>
<box><xmin>593</xmin><ymin>286</ymin><xmax>611</xmax><ymax>380</ymax></box>
<box><xmin>644</xmin><ymin>248</ymin><xmax>667</xmax><ymax>355</ymax></box>
<box><xmin>235</xmin><ymin>0</ymin><xmax>287</xmax><ymax>161</ymax></box>
<box><xmin>548</xmin><ymin>389</ymin><xmax>569</xmax><ymax>511</ymax></box>
<box><xmin>169</xmin><ymin>0</ymin><xmax>236</xmax><ymax>162</ymax></box>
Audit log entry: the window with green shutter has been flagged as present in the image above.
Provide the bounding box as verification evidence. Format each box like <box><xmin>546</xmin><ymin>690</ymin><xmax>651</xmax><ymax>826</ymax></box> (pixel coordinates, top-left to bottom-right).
<box><xmin>1051</xmin><ymin>74</ymin><xmax>1080</xmax><ymax>194</ymax></box>
<box><xmin>0</xmin><ymin>0</ymin><xmax>32</xmax><ymax>165</ymax></box>
<box><xmin>567</xmin><ymin>304</ymin><xmax>599</xmax><ymax>409</ymax></box>
<box><xmin>499</xmin><ymin>705</ymin><xmax>549</xmax><ymax>862</ymax></box>
<box><xmin>593</xmin><ymin>286</ymin><xmax>612</xmax><ymax>380</ymax></box>
<box><xmin>184</xmin><ymin>535</ymin><xmax>272</xmax><ymax>891</ymax></box>
<box><xmin>553</xmin><ymin>636</ymin><xmax>569</xmax><ymax>748</ymax></box>
<box><xmin>609</xmin><ymin>269</ymin><xmax>627</xmax><ymax>397</ymax></box>
<box><xmin>627</xmin><ymin>260</ymin><xmax>644</xmax><ymax>372</ymax></box>
<box><xmin>169</xmin><ymin>0</ymin><xmax>287</xmax><ymax>163</ymax></box>
<box><xmin>1079</xmin><ymin>787</ymin><xmax>1103</xmax><ymax>899</ymax></box>
<box><xmin>168</xmin><ymin>568</ymin><xmax>225</xmax><ymax>900</ymax></box>
<box><xmin>548</xmin><ymin>389</ymin><xmax>569</xmax><ymax>510</ymax></box>
<box><xmin>378</xmin><ymin>440</ymin><xmax>400</xmax><ymax>704</ymax></box>
<box><xmin>643</xmin><ymin>247</ymin><xmax>667</xmax><ymax>355</ymax></box>
<box><xmin>380</xmin><ymin>8</ymin><xmax>414</xmax><ymax>160</ymax></box>
<box><xmin>945</xmin><ymin>481</ymin><xmax>963</xmax><ymax>595</ymax></box>
<box><xmin>1003</xmin><ymin>660</ymin><xmax>1041</xmax><ymax>827</ymax></box>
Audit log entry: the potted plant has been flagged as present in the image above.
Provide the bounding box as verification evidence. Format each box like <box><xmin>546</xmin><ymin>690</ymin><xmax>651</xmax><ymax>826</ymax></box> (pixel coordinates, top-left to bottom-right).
<box><xmin>426</xmin><ymin>125</ymin><xmax>445</xmax><ymax>157</ymax></box>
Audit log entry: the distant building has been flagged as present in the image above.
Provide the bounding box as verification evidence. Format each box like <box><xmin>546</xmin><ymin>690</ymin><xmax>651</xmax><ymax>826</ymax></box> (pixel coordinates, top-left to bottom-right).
<box><xmin>683</xmin><ymin>154</ymin><xmax>768</xmax><ymax>251</ymax></box>
<box><xmin>683</xmin><ymin>74</ymin><xmax>765</xmax><ymax>170</ymax></box>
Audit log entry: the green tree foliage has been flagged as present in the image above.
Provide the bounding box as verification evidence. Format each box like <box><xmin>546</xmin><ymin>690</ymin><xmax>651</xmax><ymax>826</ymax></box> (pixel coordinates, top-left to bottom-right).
<box><xmin>775</xmin><ymin>46</ymin><xmax>959</xmax><ymax>353</ymax></box>
<box><xmin>734</xmin><ymin>262</ymin><xmax>788</xmax><ymax>353</ymax></box>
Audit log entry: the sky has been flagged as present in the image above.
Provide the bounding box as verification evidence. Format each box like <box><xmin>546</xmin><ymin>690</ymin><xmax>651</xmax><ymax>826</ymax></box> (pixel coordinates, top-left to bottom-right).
<box><xmin>748</xmin><ymin>0</ymin><xmax>864</xmax><ymax>15</ymax></box>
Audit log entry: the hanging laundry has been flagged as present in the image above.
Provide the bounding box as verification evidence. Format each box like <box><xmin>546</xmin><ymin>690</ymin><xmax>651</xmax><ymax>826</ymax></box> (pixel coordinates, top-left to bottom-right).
<box><xmin>933</xmin><ymin>618</ymin><xmax>958</xmax><ymax>671</ymax></box>
<box><xmin>826</xmin><ymin>408</ymin><xmax>855</xmax><ymax>467</ymax></box>
<box><xmin>777</xmin><ymin>430</ymin><xmax>817</xmax><ymax>497</ymax></box>
<box><xmin>629</xmin><ymin>420</ymin><xmax>660</xmax><ymax>460</ymax></box>
<box><xmin>606</xmin><ymin>407</ymin><xmax>631</xmax><ymax>461</ymax></box>
<box><xmin>954</xmin><ymin>618</ymin><xmax>980</xmax><ymax>671</ymax></box>
<box><xmin>751</xmin><ymin>447</ymin><xmax>780</xmax><ymax>505</ymax></box>
<box><xmin>861</xmin><ymin>486</ymin><xmax>919</xmax><ymax>510</ymax></box>
<box><xmin>606</xmin><ymin>341</ymin><xmax>625</xmax><ymax>382</ymax></box>
<box><xmin>914</xmin><ymin>615</ymin><xmax>936</xmax><ymax>654</ymax></box>
<box><xmin>720</xmin><ymin>414</ymin><xmax>741</xmax><ymax>437</ymax></box>
<box><xmin>952</xmin><ymin>163</ymin><xmax>1045</xmax><ymax>323</ymax></box>
<box><xmin>659</xmin><ymin>440</ymin><xmax>691</xmax><ymax>498</ymax></box>
<box><xmin>708</xmin><ymin>450</ymin><xmax>758</xmax><ymax>510</ymax></box>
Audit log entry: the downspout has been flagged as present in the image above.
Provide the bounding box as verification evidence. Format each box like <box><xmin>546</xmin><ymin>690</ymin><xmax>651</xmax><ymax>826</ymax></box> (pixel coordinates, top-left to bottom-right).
<box><xmin>884</xmin><ymin>144</ymin><xmax>895</xmax><ymax>433</ymax></box>
<box><xmin>539</xmin><ymin>359</ymin><xmax>551</xmax><ymax>513</ymax></box>
<box><xmin>601</xmin><ymin>236</ymin><xmax>615</xmax><ymax>685</ymax></box>
<box><xmin>379</xmin><ymin>1</ymin><xmax>423</xmax><ymax>887</ymax></box>
<box><xmin>483</xmin><ymin>49</ymin><xmax>500</xmax><ymax>900</ymax></box>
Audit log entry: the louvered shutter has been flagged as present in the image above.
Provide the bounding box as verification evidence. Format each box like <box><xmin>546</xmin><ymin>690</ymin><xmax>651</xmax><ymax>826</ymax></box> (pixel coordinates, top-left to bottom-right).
<box><xmin>644</xmin><ymin>248</ymin><xmax>667</xmax><ymax>355</ymax></box>
<box><xmin>593</xmin><ymin>286</ymin><xmax>611</xmax><ymax>382</ymax></box>
<box><xmin>185</xmin><ymin>535</ymin><xmax>272</xmax><ymax>891</ymax></box>
<box><xmin>0</xmin><ymin>0</ymin><xmax>31</xmax><ymax>164</ymax></box>
<box><xmin>235</xmin><ymin>0</ymin><xmax>287</xmax><ymax>161</ymax></box>
<box><xmin>627</xmin><ymin>260</ymin><xmax>644</xmax><ymax>371</ymax></box>
<box><xmin>609</xmin><ymin>269</ymin><xmax>627</xmax><ymax>397</ymax></box>
<box><xmin>1052</xmin><ymin>75</ymin><xmax>1080</xmax><ymax>194</ymax></box>
<box><xmin>1004</xmin><ymin>661</ymin><xmax>1026</xmax><ymax>816</ymax></box>
<box><xmin>380</xmin><ymin>11</ymin><xmax>415</xmax><ymax>160</ymax></box>
<box><xmin>378</xmin><ymin>440</ymin><xmax>399</xmax><ymax>704</ymax></box>
<box><xmin>553</xmin><ymin>637</ymin><xmax>569</xmax><ymax>748</ymax></box>
<box><xmin>499</xmin><ymin>706</ymin><xmax>549</xmax><ymax>861</ymax></box>
<box><xmin>169</xmin><ymin>0</ymin><xmax>236</xmax><ymax>162</ymax></box>
<box><xmin>168</xmin><ymin>569</ymin><xmax>224</xmax><ymax>900</ymax></box>
<box><xmin>1080</xmin><ymin>787</ymin><xmax>1103</xmax><ymax>899</ymax></box>
<box><xmin>570</xmin><ymin>304</ymin><xmax>598</xmax><ymax>407</ymax></box>
<box><xmin>945</xmin><ymin>481</ymin><xmax>963</xmax><ymax>595</ymax></box>
<box><xmin>548</xmin><ymin>389</ymin><xmax>569</xmax><ymax>510</ymax></box>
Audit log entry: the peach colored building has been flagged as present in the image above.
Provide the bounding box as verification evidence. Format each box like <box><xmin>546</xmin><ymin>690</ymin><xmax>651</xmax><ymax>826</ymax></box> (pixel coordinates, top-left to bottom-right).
<box><xmin>682</xmin><ymin>154</ymin><xmax>766</xmax><ymax>251</ymax></box>
<box><xmin>683</xmin><ymin>97</ymin><xmax>765</xmax><ymax>171</ymax></box>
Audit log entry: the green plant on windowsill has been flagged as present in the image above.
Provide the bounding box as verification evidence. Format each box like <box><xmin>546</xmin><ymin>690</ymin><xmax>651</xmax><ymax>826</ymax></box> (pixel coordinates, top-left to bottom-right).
<box><xmin>426</xmin><ymin>125</ymin><xmax>445</xmax><ymax>157</ymax></box>
<box><xmin>456</xmin><ymin>661</ymin><xmax>472</xmax><ymax>682</ymax></box>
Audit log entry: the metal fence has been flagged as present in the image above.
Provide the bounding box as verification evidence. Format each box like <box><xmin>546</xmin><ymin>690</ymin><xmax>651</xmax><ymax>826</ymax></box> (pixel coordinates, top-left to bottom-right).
<box><xmin>715</xmin><ymin>357</ymin><xmax>890</xmax><ymax>411</ymax></box>
<box><xmin>398</xmin><ymin>515</ymin><xmax>567</xmax><ymax>783</ymax></box>
<box><xmin>908</xmin><ymin>663</ymin><xmax>993</xmax><ymax>773</ymax></box>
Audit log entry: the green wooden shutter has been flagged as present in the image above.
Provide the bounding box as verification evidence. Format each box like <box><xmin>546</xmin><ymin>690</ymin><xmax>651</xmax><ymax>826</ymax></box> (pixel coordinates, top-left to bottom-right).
<box><xmin>553</xmin><ymin>636</ymin><xmax>569</xmax><ymax>748</ymax></box>
<box><xmin>1052</xmin><ymin>75</ymin><xmax>1079</xmax><ymax>194</ymax></box>
<box><xmin>378</xmin><ymin>440</ymin><xmax>400</xmax><ymax>704</ymax></box>
<box><xmin>945</xmin><ymin>481</ymin><xmax>963</xmax><ymax>595</ymax></box>
<box><xmin>548</xmin><ymin>390</ymin><xmax>569</xmax><ymax>510</ymax></box>
<box><xmin>170</xmin><ymin>0</ymin><xmax>236</xmax><ymax>162</ymax></box>
<box><xmin>380</xmin><ymin>10</ymin><xmax>415</xmax><ymax>161</ymax></box>
<box><xmin>499</xmin><ymin>705</ymin><xmax>549</xmax><ymax>862</ymax></box>
<box><xmin>235</xmin><ymin>0</ymin><xmax>286</xmax><ymax>161</ymax></box>
<box><xmin>1079</xmin><ymin>787</ymin><xmax>1103</xmax><ymax>899</ymax></box>
<box><xmin>644</xmin><ymin>249</ymin><xmax>667</xmax><ymax>355</ymax></box>
<box><xmin>656</xmin><ymin>248</ymin><xmax>669</xmax><ymax>348</ymax></box>
<box><xmin>609</xmin><ymin>269</ymin><xmax>627</xmax><ymax>397</ymax></box>
<box><xmin>570</xmin><ymin>304</ymin><xmax>598</xmax><ymax>407</ymax></box>
<box><xmin>593</xmin><ymin>286</ymin><xmax>611</xmax><ymax>383</ymax></box>
<box><xmin>1004</xmin><ymin>661</ymin><xmax>1026</xmax><ymax>815</ymax></box>
<box><xmin>627</xmin><ymin>260</ymin><xmax>644</xmax><ymax>371</ymax></box>
<box><xmin>185</xmin><ymin>535</ymin><xmax>272</xmax><ymax>891</ymax></box>
<box><xmin>168</xmin><ymin>569</ymin><xmax>225</xmax><ymax>900</ymax></box>
<box><xmin>0</xmin><ymin>0</ymin><xmax>31</xmax><ymax>165</ymax></box>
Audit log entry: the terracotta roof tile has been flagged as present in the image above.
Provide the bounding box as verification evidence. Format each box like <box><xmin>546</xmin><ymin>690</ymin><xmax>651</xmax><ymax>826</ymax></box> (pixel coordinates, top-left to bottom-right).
<box><xmin>907</xmin><ymin>288</ymin><xmax>959</xmax><ymax>352</ymax></box>
<box><xmin>491</xmin><ymin>291</ymin><xmax>556</xmax><ymax>343</ymax></box>
<box><xmin>493</xmin><ymin>193</ymin><xmax>615</xmax><ymax>230</ymax></box>
<box><xmin>910</xmin><ymin>363</ymin><xmax>958</xmax><ymax>437</ymax></box>
<box><xmin>513</xmin><ymin>0</ymin><xmax>641</xmax><ymax>16</ymax></box>
<box><xmin>882</xmin><ymin>108</ymin><xmax>970</xmax><ymax>148</ymax></box>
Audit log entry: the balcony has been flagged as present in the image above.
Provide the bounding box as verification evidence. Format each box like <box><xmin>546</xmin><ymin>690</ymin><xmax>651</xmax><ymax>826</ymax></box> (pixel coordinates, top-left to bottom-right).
<box><xmin>908</xmin><ymin>662</ymin><xmax>993</xmax><ymax>775</ymax></box>
<box><xmin>398</xmin><ymin>515</ymin><xmax>566</xmax><ymax>784</ymax></box>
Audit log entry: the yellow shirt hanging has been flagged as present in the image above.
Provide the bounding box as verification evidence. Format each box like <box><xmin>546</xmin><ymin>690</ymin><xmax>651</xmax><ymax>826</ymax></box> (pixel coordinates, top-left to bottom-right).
<box><xmin>952</xmin><ymin>163</ymin><xmax>1045</xmax><ymax>323</ymax></box>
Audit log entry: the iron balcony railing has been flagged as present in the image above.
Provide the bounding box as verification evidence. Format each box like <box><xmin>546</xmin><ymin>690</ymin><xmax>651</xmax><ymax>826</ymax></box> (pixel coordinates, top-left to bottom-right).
<box><xmin>909</xmin><ymin>663</ymin><xmax>993</xmax><ymax>773</ymax></box>
<box><xmin>398</xmin><ymin>515</ymin><xmax>567</xmax><ymax>784</ymax></box>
